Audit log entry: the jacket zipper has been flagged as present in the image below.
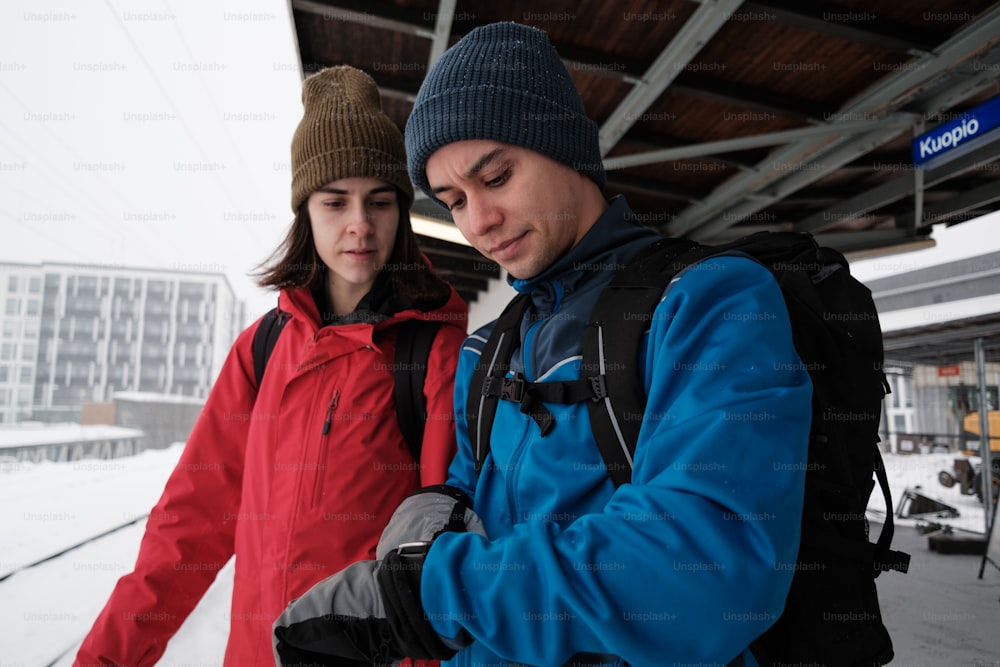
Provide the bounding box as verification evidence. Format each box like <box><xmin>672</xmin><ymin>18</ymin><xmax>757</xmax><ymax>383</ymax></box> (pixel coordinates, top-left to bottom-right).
<box><xmin>506</xmin><ymin>307</ymin><xmax>547</xmax><ymax>522</ymax></box>
<box><xmin>313</xmin><ymin>390</ymin><xmax>339</xmax><ymax>507</ymax></box>
<box><xmin>321</xmin><ymin>391</ymin><xmax>339</xmax><ymax>435</ymax></box>
<box><xmin>505</xmin><ymin>410</ymin><xmax>530</xmax><ymax>522</ymax></box>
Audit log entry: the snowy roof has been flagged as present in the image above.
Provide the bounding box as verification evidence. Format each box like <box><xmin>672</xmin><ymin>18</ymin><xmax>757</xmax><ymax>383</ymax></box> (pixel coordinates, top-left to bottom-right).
<box><xmin>879</xmin><ymin>293</ymin><xmax>1000</xmax><ymax>333</ymax></box>
<box><xmin>0</xmin><ymin>423</ymin><xmax>144</xmax><ymax>448</ymax></box>
<box><xmin>113</xmin><ymin>391</ymin><xmax>205</xmax><ymax>406</ymax></box>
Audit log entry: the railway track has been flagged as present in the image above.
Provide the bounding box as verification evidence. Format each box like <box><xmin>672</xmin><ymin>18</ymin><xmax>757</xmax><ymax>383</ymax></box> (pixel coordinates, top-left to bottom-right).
<box><xmin>0</xmin><ymin>438</ymin><xmax>142</xmax><ymax>465</ymax></box>
<box><xmin>0</xmin><ymin>513</ymin><xmax>149</xmax><ymax>667</ymax></box>
<box><xmin>0</xmin><ymin>513</ymin><xmax>148</xmax><ymax>584</ymax></box>
<box><xmin>1</xmin><ymin>447</ymin><xmax>181</xmax><ymax>666</ymax></box>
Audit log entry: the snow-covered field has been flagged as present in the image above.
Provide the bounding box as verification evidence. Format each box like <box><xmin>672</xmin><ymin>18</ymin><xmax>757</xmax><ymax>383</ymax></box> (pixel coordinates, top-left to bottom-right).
<box><xmin>0</xmin><ymin>446</ymin><xmax>996</xmax><ymax>666</ymax></box>
<box><xmin>0</xmin><ymin>445</ymin><xmax>231</xmax><ymax>666</ymax></box>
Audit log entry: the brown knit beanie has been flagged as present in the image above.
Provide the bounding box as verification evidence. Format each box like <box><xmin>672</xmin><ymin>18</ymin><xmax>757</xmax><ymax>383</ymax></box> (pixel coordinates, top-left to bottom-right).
<box><xmin>290</xmin><ymin>66</ymin><xmax>414</xmax><ymax>213</ymax></box>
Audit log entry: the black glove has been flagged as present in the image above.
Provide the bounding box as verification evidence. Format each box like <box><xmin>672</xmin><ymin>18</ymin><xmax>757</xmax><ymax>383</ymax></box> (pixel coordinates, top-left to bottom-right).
<box><xmin>273</xmin><ymin>543</ymin><xmax>450</xmax><ymax>666</ymax></box>
<box><xmin>379</xmin><ymin>542</ymin><xmax>455</xmax><ymax>659</ymax></box>
<box><xmin>376</xmin><ymin>484</ymin><xmax>485</xmax><ymax>559</ymax></box>
<box><xmin>273</xmin><ymin>486</ymin><xmax>485</xmax><ymax>666</ymax></box>
<box><xmin>270</xmin><ymin>640</ymin><xmax>373</xmax><ymax>667</ymax></box>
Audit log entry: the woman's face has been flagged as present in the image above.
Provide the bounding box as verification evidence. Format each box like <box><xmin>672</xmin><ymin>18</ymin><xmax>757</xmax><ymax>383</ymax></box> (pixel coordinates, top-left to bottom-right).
<box><xmin>307</xmin><ymin>177</ymin><xmax>399</xmax><ymax>305</ymax></box>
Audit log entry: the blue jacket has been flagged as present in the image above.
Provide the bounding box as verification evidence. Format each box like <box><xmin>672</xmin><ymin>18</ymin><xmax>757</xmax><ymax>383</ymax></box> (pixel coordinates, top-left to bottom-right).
<box><xmin>422</xmin><ymin>196</ymin><xmax>813</xmax><ymax>667</ymax></box>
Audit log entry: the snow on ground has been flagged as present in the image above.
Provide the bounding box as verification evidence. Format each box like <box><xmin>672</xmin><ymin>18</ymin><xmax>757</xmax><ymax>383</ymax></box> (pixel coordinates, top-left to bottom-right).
<box><xmin>0</xmin><ymin>447</ymin><xmax>175</xmax><ymax>579</ymax></box>
<box><xmin>869</xmin><ymin>451</ymin><xmax>989</xmax><ymax>536</ymax></box>
<box><xmin>0</xmin><ymin>445</ymin><xmax>230</xmax><ymax>666</ymax></box>
<box><xmin>0</xmin><ymin>446</ymin><xmax>997</xmax><ymax>666</ymax></box>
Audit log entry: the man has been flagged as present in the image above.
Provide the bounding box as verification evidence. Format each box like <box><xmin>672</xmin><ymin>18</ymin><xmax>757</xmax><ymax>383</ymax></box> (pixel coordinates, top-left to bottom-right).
<box><xmin>274</xmin><ymin>22</ymin><xmax>812</xmax><ymax>667</ymax></box>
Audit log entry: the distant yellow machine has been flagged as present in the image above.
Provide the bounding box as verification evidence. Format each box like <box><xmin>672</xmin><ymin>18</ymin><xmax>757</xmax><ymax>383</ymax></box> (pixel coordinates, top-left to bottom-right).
<box><xmin>938</xmin><ymin>411</ymin><xmax>999</xmax><ymax>503</ymax></box>
<box><xmin>962</xmin><ymin>410</ymin><xmax>1000</xmax><ymax>453</ymax></box>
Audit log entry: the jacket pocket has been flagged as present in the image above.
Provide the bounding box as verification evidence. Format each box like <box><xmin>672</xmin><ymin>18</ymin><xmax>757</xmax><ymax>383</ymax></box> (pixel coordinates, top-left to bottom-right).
<box><xmin>311</xmin><ymin>389</ymin><xmax>339</xmax><ymax>507</ymax></box>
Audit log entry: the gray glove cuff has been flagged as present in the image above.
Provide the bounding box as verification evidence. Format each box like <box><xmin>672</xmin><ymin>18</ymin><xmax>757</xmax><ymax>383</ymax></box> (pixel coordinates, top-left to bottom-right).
<box><xmin>376</xmin><ymin>484</ymin><xmax>486</xmax><ymax>560</ymax></box>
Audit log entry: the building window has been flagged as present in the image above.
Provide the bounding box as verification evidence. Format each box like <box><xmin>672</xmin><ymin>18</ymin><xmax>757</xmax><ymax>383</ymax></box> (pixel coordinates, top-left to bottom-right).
<box><xmin>26</xmin><ymin>299</ymin><xmax>40</xmax><ymax>316</ymax></box>
<box><xmin>1</xmin><ymin>343</ymin><xmax>13</xmax><ymax>361</ymax></box>
<box><xmin>21</xmin><ymin>343</ymin><xmax>35</xmax><ymax>362</ymax></box>
<box><xmin>2</xmin><ymin>321</ymin><xmax>16</xmax><ymax>338</ymax></box>
<box><xmin>5</xmin><ymin>298</ymin><xmax>18</xmax><ymax>316</ymax></box>
<box><xmin>892</xmin><ymin>415</ymin><xmax>907</xmax><ymax>434</ymax></box>
<box><xmin>19</xmin><ymin>366</ymin><xmax>32</xmax><ymax>384</ymax></box>
<box><xmin>887</xmin><ymin>375</ymin><xmax>900</xmax><ymax>408</ymax></box>
<box><xmin>0</xmin><ymin>366</ymin><xmax>8</xmax><ymax>383</ymax></box>
<box><xmin>7</xmin><ymin>276</ymin><xmax>18</xmax><ymax>292</ymax></box>
<box><xmin>29</xmin><ymin>276</ymin><xmax>41</xmax><ymax>293</ymax></box>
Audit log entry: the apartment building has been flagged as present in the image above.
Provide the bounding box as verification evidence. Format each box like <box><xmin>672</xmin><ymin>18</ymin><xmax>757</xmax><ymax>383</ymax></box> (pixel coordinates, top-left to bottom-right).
<box><xmin>0</xmin><ymin>262</ymin><xmax>244</xmax><ymax>424</ymax></box>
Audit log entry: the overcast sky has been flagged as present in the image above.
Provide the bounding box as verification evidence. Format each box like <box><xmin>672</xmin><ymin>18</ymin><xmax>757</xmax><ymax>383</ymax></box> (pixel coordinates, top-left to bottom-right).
<box><xmin>1</xmin><ymin>0</ymin><xmax>304</xmax><ymax>322</ymax></box>
<box><xmin>2</xmin><ymin>0</ymin><xmax>998</xmax><ymax>329</ymax></box>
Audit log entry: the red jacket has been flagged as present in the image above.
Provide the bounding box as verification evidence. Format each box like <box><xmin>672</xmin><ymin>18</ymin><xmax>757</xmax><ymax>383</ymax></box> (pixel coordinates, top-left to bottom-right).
<box><xmin>75</xmin><ymin>284</ymin><xmax>468</xmax><ymax>666</ymax></box>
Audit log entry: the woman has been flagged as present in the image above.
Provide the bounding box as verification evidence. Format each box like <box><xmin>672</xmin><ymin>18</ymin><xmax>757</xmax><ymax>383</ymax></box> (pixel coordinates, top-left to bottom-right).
<box><xmin>74</xmin><ymin>66</ymin><xmax>468</xmax><ymax>666</ymax></box>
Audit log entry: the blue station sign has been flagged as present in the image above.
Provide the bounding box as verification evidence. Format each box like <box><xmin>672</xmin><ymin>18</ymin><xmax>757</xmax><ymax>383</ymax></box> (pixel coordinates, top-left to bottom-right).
<box><xmin>912</xmin><ymin>94</ymin><xmax>1000</xmax><ymax>168</ymax></box>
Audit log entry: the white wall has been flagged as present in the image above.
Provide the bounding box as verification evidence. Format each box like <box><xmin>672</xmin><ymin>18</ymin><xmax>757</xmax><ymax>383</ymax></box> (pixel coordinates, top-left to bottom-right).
<box><xmin>467</xmin><ymin>271</ymin><xmax>516</xmax><ymax>333</ymax></box>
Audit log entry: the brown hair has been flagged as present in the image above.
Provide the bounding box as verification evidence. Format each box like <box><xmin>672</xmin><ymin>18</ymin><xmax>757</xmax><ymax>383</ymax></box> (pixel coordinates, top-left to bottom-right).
<box><xmin>254</xmin><ymin>188</ymin><xmax>451</xmax><ymax>306</ymax></box>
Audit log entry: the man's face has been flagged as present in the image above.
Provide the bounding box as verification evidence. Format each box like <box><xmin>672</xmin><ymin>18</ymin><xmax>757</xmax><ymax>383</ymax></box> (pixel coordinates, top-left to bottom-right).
<box><xmin>426</xmin><ymin>140</ymin><xmax>600</xmax><ymax>280</ymax></box>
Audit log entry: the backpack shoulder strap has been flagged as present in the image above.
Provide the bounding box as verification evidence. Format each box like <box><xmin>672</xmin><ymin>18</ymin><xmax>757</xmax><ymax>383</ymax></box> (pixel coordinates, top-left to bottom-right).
<box><xmin>467</xmin><ymin>293</ymin><xmax>533</xmax><ymax>473</ymax></box>
<box><xmin>394</xmin><ymin>319</ymin><xmax>444</xmax><ymax>465</ymax></box>
<box><xmin>583</xmin><ymin>238</ymin><xmax>705</xmax><ymax>487</ymax></box>
<box><xmin>251</xmin><ymin>305</ymin><xmax>288</xmax><ymax>390</ymax></box>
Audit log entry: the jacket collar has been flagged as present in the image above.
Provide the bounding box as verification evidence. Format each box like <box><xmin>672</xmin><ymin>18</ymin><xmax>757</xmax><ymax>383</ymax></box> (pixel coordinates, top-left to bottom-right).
<box><xmin>509</xmin><ymin>195</ymin><xmax>661</xmax><ymax>312</ymax></box>
<box><xmin>275</xmin><ymin>276</ymin><xmax>466</xmax><ymax>335</ymax></box>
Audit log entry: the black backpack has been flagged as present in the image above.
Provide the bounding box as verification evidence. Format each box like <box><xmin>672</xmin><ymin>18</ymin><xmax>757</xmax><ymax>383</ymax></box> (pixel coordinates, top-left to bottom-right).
<box><xmin>252</xmin><ymin>307</ymin><xmax>442</xmax><ymax>463</ymax></box>
<box><xmin>467</xmin><ymin>231</ymin><xmax>911</xmax><ymax>667</ymax></box>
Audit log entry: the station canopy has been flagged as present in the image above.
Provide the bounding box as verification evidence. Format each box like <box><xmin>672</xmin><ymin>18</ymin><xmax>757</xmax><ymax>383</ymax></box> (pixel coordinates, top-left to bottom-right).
<box><xmin>883</xmin><ymin>313</ymin><xmax>1000</xmax><ymax>366</ymax></box>
<box><xmin>288</xmin><ymin>1</ymin><xmax>1000</xmax><ymax>304</ymax></box>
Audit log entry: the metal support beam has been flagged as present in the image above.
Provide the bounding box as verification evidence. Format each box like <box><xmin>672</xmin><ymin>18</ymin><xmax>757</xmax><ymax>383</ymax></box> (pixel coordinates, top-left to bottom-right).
<box><xmin>915</xmin><ymin>66</ymin><xmax>1000</xmax><ymax>121</ymax></box>
<box><xmin>375</xmin><ymin>85</ymin><xmax>418</xmax><ymax>104</ymax></box>
<box><xmin>797</xmin><ymin>138</ymin><xmax>1000</xmax><ymax>233</ymax></box>
<box><xmin>426</xmin><ymin>0</ymin><xmax>456</xmax><ymax>66</ymax></box>
<box><xmin>975</xmin><ymin>338</ymin><xmax>994</xmax><ymax>535</ymax></box>
<box><xmin>665</xmin><ymin>5</ymin><xmax>1000</xmax><ymax>239</ymax></box>
<box><xmin>897</xmin><ymin>180</ymin><xmax>1000</xmax><ymax>229</ymax></box>
<box><xmin>604</xmin><ymin>117</ymin><xmax>912</xmax><ymax>170</ymax></box>
<box><xmin>812</xmin><ymin>228</ymin><xmax>929</xmax><ymax>255</ymax></box>
<box><xmin>598</xmin><ymin>0</ymin><xmax>743</xmax><ymax>155</ymax></box>
<box><xmin>689</xmin><ymin>127</ymin><xmax>903</xmax><ymax>240</ymax></box>
<box><xmin>912</xmin><ymin>119</ymin><xmax>925</xmax><ymax>234</ymax></box>
<box><xmin>883</xmin><ymin>320</ymin><xmax>1000</xmax><ymax>359</ymax></box>
<box><xmin>618</xmin><ymin>128</ymin><xmax>759</xmax><ymax>170</ymax></box>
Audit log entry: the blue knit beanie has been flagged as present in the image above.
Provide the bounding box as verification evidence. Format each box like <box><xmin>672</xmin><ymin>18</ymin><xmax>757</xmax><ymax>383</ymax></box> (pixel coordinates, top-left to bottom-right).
<box><xmin>405</xmin><ymin>22</ymin><xmax>606</xmax><ymax>206</ymax></box>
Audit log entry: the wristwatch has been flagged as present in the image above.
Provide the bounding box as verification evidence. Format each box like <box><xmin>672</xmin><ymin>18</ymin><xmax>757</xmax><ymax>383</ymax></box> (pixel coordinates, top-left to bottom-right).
<box><xmin>396</xmin><ymin>541</ymin><xmax>433</xmax><ymax>557</ymax></box>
